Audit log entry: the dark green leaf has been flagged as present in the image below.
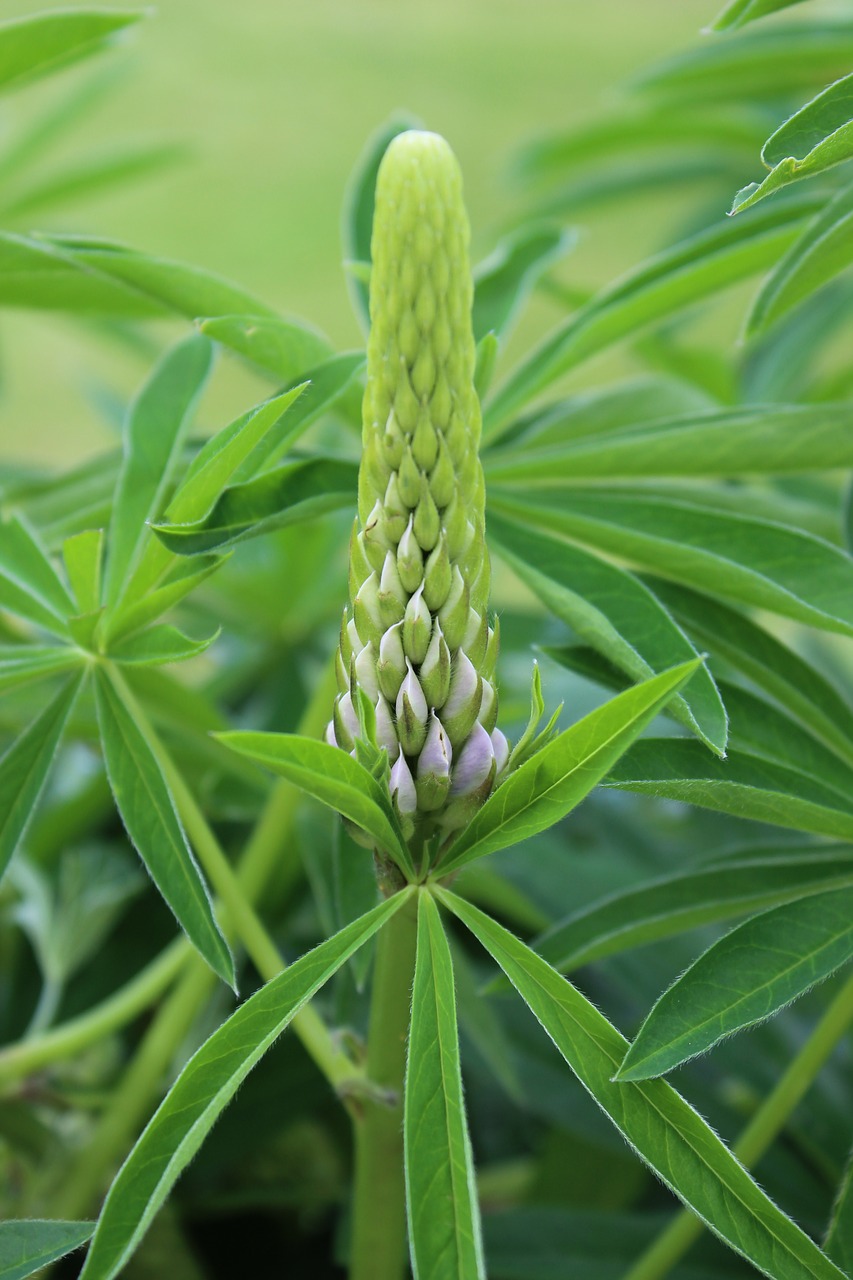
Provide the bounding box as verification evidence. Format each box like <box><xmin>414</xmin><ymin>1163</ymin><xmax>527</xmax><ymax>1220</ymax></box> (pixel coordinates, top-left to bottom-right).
<box><xmin>78</xmin><ymin>892</ymin><xmax>411</xmax><ymax>1280</ymax></box>
<box><xmin>0</xmin><ymin>10</ymin><xmax>142</xmax><ymax>94</ymax></box>
<box><xmin>489</xmin><ymin>512</ymin><xmax>726</xmax><ymax>753</ymax></box>
<box><xmin>438</xmin><ymin>661</ymin><xmax>701</xmax><ymax>876</ymax></box>
<box><xmin>405</xmin><ymin>893</ymin><xmax>485</xmax><ymax>1280</ymax></box>
<box><xmin>618</xmin><ymin>886</ymin><xmax>853</xmax><ymax>1080</ymax></box>
<box><xmin>441</xmin><ymin>890</ymin><xmax>847</xmax><ymax>1280</ymax></box>
<box><xmin>152</xmin><ymin>457</ymin><xmax>357</xmax><ymax>554</ymax></box>
<box><xmin>0</xmin><ymin>1219</ymin><xmax>93</xmax><ymax>1280</ymax></box>
<box><xmin>198</xmin><ymin>314</ymin><xmax>331</xmax><ymax>383</ymax></box>
<box><xmin>472</xmin><ymin>224</ymin><xmax>576</xmax><ymax>342</ymax></box>
<box><xmin>93</xmin><ymin>667</ymin><xmax>233</xmax><ymax>987</ymax></box>
<box><xmin>0</xmin><ymin>670</ymin><xmax>84</xmax><ymax>884</ymax></box>
<box><xmin>825</xmin><ymin>1153</ymin><xmax>853</xmax><ymax>1274</ymax></box>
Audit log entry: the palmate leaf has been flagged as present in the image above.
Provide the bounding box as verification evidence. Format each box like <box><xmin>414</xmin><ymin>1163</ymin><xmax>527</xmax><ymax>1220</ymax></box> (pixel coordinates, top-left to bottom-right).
<box><xmin>490</xmin><ymin>490</ymin><xmax>853</xmax><ymax>639</ymax></box>
<box><xmin>405</xmin><ymin>893</ymin><xmax>485</xmax><ymax>1280</ymax></box>
<box><xmin>483</xmin><ymin>194</ymin><xmax>820</xmax><ymax>436</ymax></box>
<box><xmin>0</xmin><ymin>1220</ymin><xmax>94</xmax><ymax>1280</ymax></box>
<box><xmin>440</xmin><ymin>891</ymin><xmax>846</xmax><ymax>1280</ymax></box>
<box><xmin>0</xmin><ymin>669</ymin><xmax>84</xmax><ymax>885</ymax></box>
<box><xmin>93</xmin><ymin>667</ymin><xmax>234</xmax><ymax>988</ymax></box>
<box><xmin>78</xmin><ymin>892</ymin><xmax>411</xmax><ymax>1280</ymax></box>
<box><xmin>732</xmin><ymin>72</ymin><xmax>853</xmax><ymax>213</ymax></box>
<box><xmin>0</xmin><ymin>645</ymin><xmax>80</xmax><ymax>694</ymax></box>
<box><xmin>0</xmin><ymin>10</ymin><xmax>142</xmax><ymax>95</ymax></box>
<box><xmin>617</xmin><ymin>886</ymin><xmax>853</xmax><ymax>1081</ymax></box>
<box><xmin>436</xmin><ymin>661</ymin><xmax>701</xmax><ymax>877</ymax></box>
<box><xmin>535</xmin><ymin>845</ymin><xmax>853</xmax><ymax>974</ymax></box>
<box><xmin>105</xmin><ymin>556</ymin><xmax>225</xmax><ymax>645</ymax></box>
<box><xmin>488</xmin><ymin>513</ymin><xmax>727</xmax><ymax>753</ymax></box>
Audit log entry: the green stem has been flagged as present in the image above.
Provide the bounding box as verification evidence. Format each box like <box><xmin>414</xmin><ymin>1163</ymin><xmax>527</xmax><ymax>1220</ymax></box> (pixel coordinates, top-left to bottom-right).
<box><xmin>349</xmin><ymin>889</ymin><xmax>419</xmax><ymax>1280</ymax></box>
<box><xmin>622</xmin><ymin>966</ymin><xmax>853</xmax><ymax>1280</ymax></box>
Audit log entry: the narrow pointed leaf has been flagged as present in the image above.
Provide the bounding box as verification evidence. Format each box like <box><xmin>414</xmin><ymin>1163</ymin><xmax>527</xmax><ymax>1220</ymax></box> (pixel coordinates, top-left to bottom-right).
<box><xmin>438</xmin><ymin>661</ymin><xmax>701</xmax><ymax>876</ymax></box>
<box><xmin>152</xmin><ymin>457</ymin><xmax>358</xmax><ymax>554</ymax></box>
<box><xmin>440</xmin><ymin>890</ymin><xmax>847</xmax><ymax>1280</ymax></box>
<box><xmin>0</xmin><ymin>513</ymin><xmax>75</xmax><ymax>623</ymax></box>
<box><xmin>79</xmin><ymin>892</ymin><xmax>411</xmax><ymax>1280</ymax></box>
<box><xmin>535</xmin><ymin>846</ymin><xmax>853</xmax><ymax>974</ymax></box>
<box><xmin>0</xmin><ymin>10</ymin><xmax>142</xmax><ymax>94</ymax></box>
<box><xmin>0</xmin><ymin>669</ymin><xmax>84</xmax><ymax>884</ymax></box>
<box><xmin>0</xmin><ymin>645</ymin><xmax>81</xmax><ymax>694</ymax></box>
<box><xmin>94</xmin><ymin>667</ymin><xmax>233</xmax><ymax>987</ymax></box>
<box><xmin>0</xmin><ymin>232</ymin><xmax>162</xmax><ymax>315</ymax></box>
<box><xmin>618</xmin><ymin>886</ymin><xmax>853</xmax><ymax>1081</ymax></box>
<box><xmin>826</xmin><ymin>1154</ymin><xmax>853</xmax><ymax>1274</ymax></box>
<box><xmin>472</xmin><ymin>224</ymin><xmax>576</xmax><ymax>343</ymax></box>
<box><xmin>711</xmin><ymin>0</ymin><xmax>809</xmax><ymax>33</ymax></box>
<box><xmin>406</xmin><ymin>893</ymin><xmax>485</xmax><ymax>1280</ymax></box>
<box><xmin>63</xmin><ymin>529</ymin><xmax>103</xmax><ymax>615</ymax></box>
<box><xmin>198</xmin><ymin>314</ymin><xmax>331</xmax><ymax>382</ymax></box>
<box><xmin>0</xmin><ymin>142</ymin><xmax>185</xmax><ymax>221</ymax></box>
<box><xmin>217</xmin><ymin>731</ymin><xmax>412</xmax><ymax>873</ymax></box>
<box><xmin>489</xmin><ymin>512</ymin><xmax>726</xmax><ymax>754</ymax></box>
<box><xmin>110</xmin><ymin>624</ymin><xmax>218</xmax><ymax>667</ymax></box>
<box><xmin>104</xmin><ymin>335</ymin><xmax>213</xmax><ymax>608</ymax></box>
<box><xmin>106</xmin><ymin>555</ymin><xmax>225</xmax><ymax>644</ymax></box>
<box><xmin>0</xmin><ymin>1220</ymin><xmax>93</xmax><ymax>1280</ymax></box>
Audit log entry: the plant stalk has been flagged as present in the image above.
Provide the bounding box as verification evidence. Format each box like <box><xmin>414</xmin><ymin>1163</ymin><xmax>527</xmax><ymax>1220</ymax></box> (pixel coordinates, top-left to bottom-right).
<box><xmin>622</xmin><ymin>965</ymin><xmax>853</xmax><ymax>1280</ymax></box>
<box><xmin>349</xmin><ymin>888</ymin><xmax>419</xmax><ymax>1280</ymax></box>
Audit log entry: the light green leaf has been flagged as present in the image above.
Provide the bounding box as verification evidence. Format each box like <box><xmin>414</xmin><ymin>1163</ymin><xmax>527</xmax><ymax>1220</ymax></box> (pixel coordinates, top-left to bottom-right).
<box><xmin>110</xmin><ymin>624</ymin><xmax>217</xmax><ymax>667</ymax></box>
<box><xmin>473</xmin><ymin>332</ymin><xmax>499</xmax><ymax>401</ymax></box>
<box><xmin>217</xmin><ymin>731</ymin><xmax>412</xmax><ymax>874</ymax></box>
<box><xmin>484</xmin><ymin>195</ymin><xmax>818</xmax><ymax>436</ymax></box>
<box><xmin>710</xmin><ymin>0</ymin><xmax>808</xmax><ymax>32</ymax></box>
<box><xmin>0</xmin><ymin>10</ymin><xmax>142</xmax><ymax>94</ymax></box>
<box><xmin>93</xmin><ymin>666</ymin><xmax>233</xmax><ymax>987</ymax></box>
<box><xmin>472</xmin><ymin>224</ymin><xmax>576</xmax><ymax>343</ymax></box>
<box><xmin>437</xmin><ymin>661</ymin><xmax>701</xmax><ymax>876</ymax></box>
<box><xmin>0</xmin><ymin>669</ymin><xmax>84</xmax><ymax>884</ymax></box>
<box><xmin>618</xmin><ymin>887</ymin><xmax>853</xmax><ymax>1080</ymax></box>
<box><xmin>606</xmin><ymin>738</ymin><xmax>853</xmax><ymax>840</ymax></box>
<box><xmin>63</xmin><ymin>529</ymin><xmax>103</xmax><ymax>615</ymax></box>
<box><xmin>489</xmin><ymin>512</ymin><xmax>726</xmax><ymax>754</ymax></box>
<box><xmin>826</xmin><ymin>1153</ymin><xmax>853</xmax><ymax>1274</ymax></box>
<box><xmin>441</xmin><ymin>890</ymin><xmax>847</xmax><ymax>1280</ymax></box>
<box><xmin>0</xmin><ymin>1219</ymin><xmax>93</xmax><ymax>1280</ymax></box>
<box><xmin>0</xmin><ymin>141</ymin><xmax>185</xmax><ymax>221</ymax></box>
<box><xmin>536</xmin><ymin>845</ymin><xmax>853</xmax><ymax>974</ymax></box>
<box><xmin>79</xmin><ymin>891</ymin><xmax>411</xmax><ymax>1280</ymax></box>
<box><xmin>0</xmin><ymin>232</ymin><xmax>161</xmax><ymax>315</ymax></box>
<box><xmin>405</xmin><ymin>893</ymin><xmax>485</xmax><ymax>1280</ymax></box>
<box><xmin>486</xmin><ymin>403</ymin><xmax>853</xmax><ymax>481</ymax></box>
<box><xmin>732</xmin><ymin>72</ymin><xmax>853</xmax><ymax>213</ymax></box>
<box><xmin>105</xmin><ymin>555</ymin><xmax>225</xmax><ymax>645</ymax></box>
<box><xmin>0</xmin><ymin>645</ymin><xmax>81</xmax><ymax>694</ymax></box>
<box><xmin>198</xmin><ymin>314</ymin><xmax>331</xmax><ymax>383</ymax></box>
<box><xmin>748</xmin><ymin>178</ymin><xmax>853</xmax><ymax>334</ymax></box>
<box><xmin>0</xmin><ymin>513</ymin><xmax>75</xmax><ymax>628</ymax></box>
<box><xmin>104</xmin><ymin>335</ymin><xmax>213</xmax><ymax>609</ymax></box>
<box><xmin>489</xmin><ymin>490</ymin><xmax>853</xmax><ymax>638</ymax></box>
<box><xmin>152</xmin><ymin>457</ymin><xmax>357</xmax><ymax>554</ymax></box>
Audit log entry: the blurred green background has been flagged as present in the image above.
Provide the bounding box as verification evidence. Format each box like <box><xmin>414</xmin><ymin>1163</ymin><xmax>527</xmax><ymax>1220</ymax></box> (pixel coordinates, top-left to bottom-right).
<box><xmin>2</xmin><ymin>0</ymin><xmax>712</xmax><ymax>463</ymax></box>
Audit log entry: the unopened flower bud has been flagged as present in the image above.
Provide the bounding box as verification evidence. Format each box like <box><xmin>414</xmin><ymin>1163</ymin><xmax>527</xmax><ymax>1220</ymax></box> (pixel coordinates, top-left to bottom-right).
<box><xmin>450</xmin><ymin>720</ymin><xmax>495</xmax><ymax>798</ymax></box>
<box><xmin>413</xmin><ymin>477</ymin><xmax>441</xmax><ymax>550</ymax></box>
<box><xmin>491</xmin><ymin>727</ymin><xmax>510</xmax><ymax>775</ymax></box>
<box><xmin>354</xmin><ymin>641</ymin><xmax>379</xmax><ymax>702</ymax></box>
<box><xmin>429</xmin><ymin>436</ymin><xmax>455</xmax><ymax>508</ymax></box>
<box><xmin>478</xmin><ymin>677</ymin><xmax>498</xmax><ymax>733</ymax></box>
<box><xmin>375</xmin><ymin>696</ymin><xmax>399</xmax><ymax>761</ymax></box>
<box><xmin>422</xmin><ymin>534</ymin><xmax>452</xmax><ymax>611</ymax></box>
<box><xmin>420</xmin><ymin>621</ymin><xmax>451</xmax><ymax>708</ymax></box>
<box><xmin>438</xmin><ymin>566</ymin><xmax>469</xmax><ymax>650</ymax></box>
<box><xmin>363</xmin><ymin>500</ymin><xmax>390</xmax><ymax>570</ymax></box>
<box><xmin>397</xmin><ymin>444</ymin><xmax>422</xmax><ymax>508</ymax></box>
<box><xmin>412</xmin><ymin>409</ymin><xmax>439</xmax><ymax>470</ymax></box>
<box><xmin>396</xmin><ymin>516</ymin><xmax>424</xmax><ymax>594</ymax></box>
<box><xmin>396</xmin><ymin>661</ymin><xmax>429</xmax><ymax>755</ymax></box>
<box><xmin>348</xmin><ymin>526</ymin><xmax>373</xmax><ymax>601</ymax></box>
<box><xmin>354</xmin><ymin>572</ymin><xmax>383</xmax><ymax>647</ymax></box>
<box><xmin>463</xmin><ymin>607</ymin><xmax>488</xmax><ymax>667</ymax></box>
<box><xmin>416</xmin><ymin>711</ymin><xmax>453</xmax><ymax>811</ymax></box>
<box><xmin>442</xmin><ymin>650</ymin><xmax>482</xmax><ymax>747</ymax></box>
<box><xmin>403</xmin><ymin>585</ymin><xmax>431</xmax><ymax>665</ymax></box>
<box><xmin>383</xmin><ymin>473</ymin><xmax>408</xmax><ymax>542</ymax></box>
<box><xmin>482</xmin><ymin>620</ymin><xmax>500</xmax><ymax>681</ymax></box>
<box><xmin>390</xmin><ymin>750</ymin><xmax>417</xmax><ymax>815</ymax></box>
<box><xmin>382</xmin><ymin>409</ymin><xmax>405</xmax><ymax>468</ymax></box>
<box><xmin>378</xmin><ymin>551</ymin><xmax>406</xmax><ymax>627</ymax></box>
<box><xmin>347</xmin><ymin>618</ymin><xmax>363</xmax><ymax>658</ymax></box>
<box><xmin>377</xmin><ymin>622</ymin><xmax>407</xmax><ymax>701</ymax></box>
<box><xmin>333</xmin><ymin>689</ymin><xmax>360</xmax><ymax>753</ymax></box>
<box><xmin>324</xmin><ymin>721</ymin><xmax>337</xmax><ymax>748</ymax></box>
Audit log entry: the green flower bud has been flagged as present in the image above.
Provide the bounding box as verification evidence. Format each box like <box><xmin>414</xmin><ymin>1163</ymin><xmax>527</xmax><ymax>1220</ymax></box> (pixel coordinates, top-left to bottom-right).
<box><xmin>423</xmin><ymin>534</ymin><xmax>452</xmax><ymax>611</ymax></box>
<box><xmin>396</xmin><ymin>661</ymin><xmax>428</xmax><ymax>756</ymax></box>
<box><xmin>412</xmin><ymin>410</ymin><xmax>439</xmax><ymax>471</ymax></box>
<box><xmin>413</xmin><ymin>478</ymin><xmax>441</xmax><ymax>551</ymax></box>
<box><xmin>382</xmin><ymin>409</ymin><xmax>406</xmax><ymax>468</ymax></box>
<box><xmin>377</xmin><ymin>622</ymin><xmax>406</xmax><ymax>701</ymax></box>
<box><xmin>378</xmin><ymin>551</ymin><xmax>406</xmax><ymax>627</ymax></box>
<box><xmin>334</xmin><ymin>690</ymin><xmax>360</xmax><ymax>753</ymax></box>
<box><xmin>403</xmin><ymin>585</ymin><xmax>431</xmax><ymax>665</ymax></box>
<box><xmin>363</xmin><ymin>500</ymin><xmax>390</xmax><ymax>571</ymax></box>
<box><xmin>396</xmin><ymin>516</ymin><xmax>424</xmax><ymax>594</ymax></box>
<box><xmin>354</xmin><ymin>641</ymin><xmax>379</xmax><ymax>702</ymax></box>
<box><xmin>416</xmin><ymin>711</ymin><xmax>452</xmax><ymax>811</ymax></box>
<box><xmin>438</xmin><ymin>566</ymin><xmax>469</xmax><ymax>650</ymax></box>
<box><xmin>398</xmin><ymin>444</ymin><xmax>422</xmax><ymax>508</ymax></box>
<box><xmin>420</xmin><ymin>620</ymin><xmax>451</xmax><ymax>708</ymax></box>
<box><xmin>353</xmin><ymin>572</ymin><xmax>383</xmax><ymax>647</ymax></box>
<box><xmin>375</xmin><ymin>695</ymin><xmax>399</xmax><ymax>761</ymax></box>
<box><xmin>429</xmin><ymin>437</ymin><xmax>455</xmax><ymax>508</ymax></box>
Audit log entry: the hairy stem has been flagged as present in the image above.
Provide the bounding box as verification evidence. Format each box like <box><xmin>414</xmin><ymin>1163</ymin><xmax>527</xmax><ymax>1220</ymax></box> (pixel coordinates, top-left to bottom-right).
<box><xmin>622</xmin><ymin>966</ymin><xmax>853</xmax><ymax>1280</ymax></box>
<box><xmin>349</xmin><ymin>889</ymin><xmax>419</xmax><ymax>1280</ymax></box>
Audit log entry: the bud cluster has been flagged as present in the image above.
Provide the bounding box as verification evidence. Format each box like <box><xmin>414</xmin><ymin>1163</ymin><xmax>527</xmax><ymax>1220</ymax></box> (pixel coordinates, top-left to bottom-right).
<box><xmin>327</xmin><ymin>130</ymin><xmax>508</xmax><ymax>841</ymax></box>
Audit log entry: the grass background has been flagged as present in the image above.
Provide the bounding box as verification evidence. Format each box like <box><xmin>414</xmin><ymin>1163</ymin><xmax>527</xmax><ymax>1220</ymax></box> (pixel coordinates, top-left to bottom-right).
<box><xmin>2</xmin><ymin>0</ymin><xmax>721</xmax><ymax>462</ymax></box>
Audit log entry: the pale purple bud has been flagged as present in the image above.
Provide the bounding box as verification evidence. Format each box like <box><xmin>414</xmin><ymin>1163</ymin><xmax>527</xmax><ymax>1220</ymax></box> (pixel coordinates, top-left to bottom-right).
<box><xmin>442</xmin><ymin>649</ymin><xmax>482</xmax><ymax>747</ymax></box>
<box><xmin>451</xmin><ymin>721</ymin><xmax>495</xmax><ymax>798</ymax></box>
<box><xmin>390</xmin><ymin>751</ymin><xmax>417</xmax><ymax>815</ymax></box>
<box><xmin>491</xmin><ymin>727</ymin><xmax>510</xmax><ymax>775</ymax></box>
<box><xmin>418</xmin><ymin>711</ymin><xmax>452</xmax><ymax>780</ymax></box>
<box><xmin>324</xmin><ymin>721</ymin><xmax>337</xmax><ymax>748</ymax></box>
<box><xmin>354</xmin><ymin>641</ymin><xmax>379</xmax><ymax>701</ymax></box>
<box><xmin>375</xmin><ymin>696</ymin><xmax>399</xmax><ymax>761</ymax></box>
<box><xmin>378</xmin><ymin>622</ymin><xmax>407</xmax><ymax>701</ymax></box>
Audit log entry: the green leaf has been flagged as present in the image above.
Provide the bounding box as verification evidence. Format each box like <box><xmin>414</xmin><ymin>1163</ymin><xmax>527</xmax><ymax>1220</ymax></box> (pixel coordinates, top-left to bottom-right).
<box><xmin>93</xmin><ymin>666</ymin><xmax>234</xmax><ymax>987</ymax></box>
<box><xmin>473</xmin><ymin>332</ymin><xmax>499</xmax><ymax>401</ymax></box>
<box><xmin>198</xmin><ymin>314</ymin><xmax>331</xmax><ymax>383</ymax></box>
<box><xmin>732</xmin><ymin>72</ymin><xmax>853</xmax><ymax>214</ymax></box>
<box><xmin>606</xmin><ymin>738</ymin><xmax>853</xmax><ymax>840</ymax></box>
<box><xmin>489</xmin><ymin>490</ymin><xmax>853</xmax><ymax>638</ymax></box>
<box><xmin>78</xmin><ymin>891</ymin><xmax>411</xmax><ymax>1280</ymax></box>
<box><xmin>0</xmin><ymin>645</ymin><xmax>81</xmax><ymax>694</ymax></box>
<box><xmin>0</xmin><ymin>232</ymin><xmax>161</xmax><ymax>315</ymax></box>
<box><xmin>646</xmin><ymin>578</ymin><xmax>853</xmax><ymax>768</ymax></box>
<box><xmin>152</xmin><ymin>457</ymin><xmax>358</xmax><ymax>554</ymax></box>
<box><xmin>0</xmin><ymin>10</ymin><xmax>142</xmax><ymax>94</ymax></box>
<box><xmin>826</xmin><ymin>1153</ymin><xmax>853</xmax><ymax>1274</ymax></box>
<box><xmin>343</xmin><ymin>115</ymin><xmax>419</xmax><ymax>331</ymax></box>
<box><xmin>0</xmin><ymin>513</ymin><xmax>75</xmax><ymax>630</ymax></box>
<box><xmin>488</xmin><ymin>512</ymin><xmax>727</xmax><ymax>754</ymax></box>
<box><xmin>0</xmin><ymin>1219</ymin><xmax>93</xmax><ymax>1280</ymax></box>
<box><xmin>63</xmin><ymin>529</ymin><xmax>103</xmax><ymax>615</ymax></box>
<box><xmin>0</xmin><ymin>670</ymin><xmax>84</xmax><ymax>885</ymax></box>
<box><xmin>110</xmin><ymin>624</ymin><xmax>218</xmax><ymax>666</ymax></box>
<box><xmin>217</xmin><ymin>731</ymin><xmax>412</xmax><ymax>874</ymax></box>
<box><xmin>483</xmin><ymin>195</ymin><xmax>818</xmax><ymax>436</ymax></box>
<box><xmin>710</xmin><ymin>0</ymin><xmax>809</xmax><ymax>32</ymax></box>
<box><xmin>440</xmin><ymin>890</ymin><xmax>847</xmax><ymax>1280</ymax></box>
<box><xmin>536</xmin><ymin>845</ymin><xmax>853</xmax><ymax>973</ymax></box>
<box><xmin>748</xmin><ymin>178</ymin><xmax>853</xmax><ymax>334</ymax></box>
<box><xmin>104</xmin><ymin>335</ymin><xmax>214</xmax><ymax>609</ymax></box>
<box><xmin>486</xmin><ymin>403</ymin><xmax>853</xmax><ymax>481</ymax></box>
<box><xmin>472</xmin><ymin>224</ymin><xmax>576</xmax><ymax>343</ymax></box>
<box><xmin>618</xmin><ymin>886</ymin><xmax>853</xmax><ymax>1081</ymax></box>
<box><xmin>405</xmin><ymin>893</ymin><xmax>485</xmax><ymax>1280</ymax></box>
<box><xmin>0</xmin><ymin>141</ymin><xmax>185</xmax><ymax>222</ymax></box>
<box><xmin>105</xmin><ymin>555</ymin><xmax>225</xmax><ymax>645</ymax></box>
<box><xmin>437</xmin><ymin>661</ymin><xmax>701</xmax><ymax>876</ymax></box>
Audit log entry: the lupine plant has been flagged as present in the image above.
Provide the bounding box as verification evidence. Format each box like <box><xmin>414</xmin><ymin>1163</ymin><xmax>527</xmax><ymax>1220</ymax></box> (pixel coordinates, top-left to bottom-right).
<box><xmin>1</xmin><ymin>3</ymin><xmax>853</xmax><ymax>1279</ymax></box>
